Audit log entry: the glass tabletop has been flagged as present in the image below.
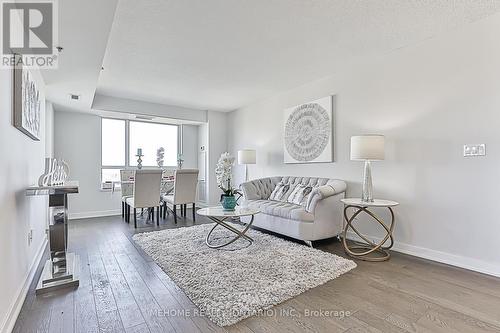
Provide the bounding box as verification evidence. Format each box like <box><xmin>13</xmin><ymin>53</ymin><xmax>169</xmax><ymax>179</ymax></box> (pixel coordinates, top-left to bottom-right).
<box><xmin>197</xmin><ymin>206</ymin><xmax>260</xmax><ymax>217</ymax></box>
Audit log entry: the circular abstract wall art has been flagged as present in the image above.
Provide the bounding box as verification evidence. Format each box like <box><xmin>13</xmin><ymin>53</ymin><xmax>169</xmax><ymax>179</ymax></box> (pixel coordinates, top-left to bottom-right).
<box><xmin>284</xmin><ymin>102</ymin><xmax>331</xmax><ymax>162</ymax></box>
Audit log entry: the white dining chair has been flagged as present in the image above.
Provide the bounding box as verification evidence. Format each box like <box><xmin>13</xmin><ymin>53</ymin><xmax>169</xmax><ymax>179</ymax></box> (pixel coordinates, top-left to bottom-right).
<box><xmin>125</xmin><ymin>169</ymin><xmax>162</xmax><ymax>228</ymax></box>
<box><xmin>160</xmin><ymin>169</ymin><xmax>175</xmax><ymax>197</ymax></box>
<box><xmin>120</xmin><ymin>169</ymin><xmax>135</xmax><ymax>220</ymax></box>
<box><xmin>162</xmin><ymin>169</ymin><xmax>199</xmax><ymax>223</ymax></box>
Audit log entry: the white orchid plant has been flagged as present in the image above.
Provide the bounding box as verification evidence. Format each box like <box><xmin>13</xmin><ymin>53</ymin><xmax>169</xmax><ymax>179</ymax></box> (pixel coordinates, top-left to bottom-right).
<box><xmin>215</xmin><ymin>152</ymin><xmax>236</xmax><ymax>196</ymax></box>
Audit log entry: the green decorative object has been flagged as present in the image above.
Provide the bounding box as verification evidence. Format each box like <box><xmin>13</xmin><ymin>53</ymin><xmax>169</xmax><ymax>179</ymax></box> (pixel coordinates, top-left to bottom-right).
<box><xmin>215</xmin><ymin>152</ymin><xmax>238</xmax><ymax>211</ymax></box>
<box><xmin>221</xmin><ymin>195</ymin><xmax>236</xmax><ymax>211</ymax></box>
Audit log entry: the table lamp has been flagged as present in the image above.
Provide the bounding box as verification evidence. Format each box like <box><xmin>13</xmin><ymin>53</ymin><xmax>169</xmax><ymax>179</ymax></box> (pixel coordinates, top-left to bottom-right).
<box><xmin>238</xmin><ymin>149</ymin><xmax>256</xmax><ymax>182</ymax></box>
<box><xmin>350</xmin><ymin>135</ymin><xmax>385</xmax><ymax>202</ymax></box>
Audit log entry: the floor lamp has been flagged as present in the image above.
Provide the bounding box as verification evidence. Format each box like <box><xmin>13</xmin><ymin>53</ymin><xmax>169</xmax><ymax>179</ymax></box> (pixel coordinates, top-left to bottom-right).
<box><xmin>350</xmin><ymin>135</ymin><xmax>385</xmax><ymax>202</ymax></box>
<box><xmin>238</xmin><ymin>149</ymin><xmax>256</xmax><ymax>182</ymax></box>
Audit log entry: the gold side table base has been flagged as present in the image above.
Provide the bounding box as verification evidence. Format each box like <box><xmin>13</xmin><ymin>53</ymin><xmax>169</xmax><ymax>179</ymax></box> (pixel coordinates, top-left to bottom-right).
<box><xmin>345</xmin><ymin>244</ymin><xmax>391</xmax><ymax>262</ymax></box>
<box><xmin>342</xmin><ymin>205</ymin><xmax>395</xmax><ymax>262</ymax></box>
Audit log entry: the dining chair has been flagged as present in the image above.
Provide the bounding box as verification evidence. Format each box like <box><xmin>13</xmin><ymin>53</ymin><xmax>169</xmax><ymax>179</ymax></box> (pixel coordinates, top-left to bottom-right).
<box><xmin>120</xmin><ymin>169</ymin><xmax>135</xmax><ymax>220</ymax></box>
<box><xmin>162</xmin><ymin>169</ymin><xmax>175</xmax><ymax>179</ymax></box>
<box><xmin>160</xmin><ymin>169</ymin><xmax>175</xmax><ymax>197</ymax></box>
<box><xmin>125</xmin><ymin>169</ymin><xmax>162</xmax><ymax>228</ymax></box>
<box><xmin>162</xmin><ymin>169</ymin><xmax>199</xmax><ymax>223</ymax></box>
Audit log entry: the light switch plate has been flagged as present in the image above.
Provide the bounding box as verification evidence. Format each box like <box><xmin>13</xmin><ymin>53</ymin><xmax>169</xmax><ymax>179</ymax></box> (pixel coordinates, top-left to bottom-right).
<box><xmin>463</xmin><ymin>144</ymin><xmax>486</xmax><ymax>157</ymax></box>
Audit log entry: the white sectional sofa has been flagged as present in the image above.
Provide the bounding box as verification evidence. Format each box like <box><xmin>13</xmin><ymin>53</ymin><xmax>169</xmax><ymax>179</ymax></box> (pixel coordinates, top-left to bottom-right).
<box><xmin>240</xmin><ymin>176</ymin><xmax>347</xmax><ymax>246</ymax></box>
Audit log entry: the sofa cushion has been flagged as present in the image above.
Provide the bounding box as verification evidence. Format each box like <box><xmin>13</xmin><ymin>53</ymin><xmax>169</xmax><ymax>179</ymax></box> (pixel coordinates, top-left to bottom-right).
<box><xmin>246</xmin><ymin>199</ymin><xmax>314</xmax><ymax>222</ymax></box>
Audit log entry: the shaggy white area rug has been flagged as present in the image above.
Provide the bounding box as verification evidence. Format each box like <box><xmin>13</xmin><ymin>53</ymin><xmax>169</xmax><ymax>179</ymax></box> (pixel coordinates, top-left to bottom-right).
<box><xmin>132</xmin><ymin>223</ymin><xmax>356</xmax><ymax>326</ymax></box>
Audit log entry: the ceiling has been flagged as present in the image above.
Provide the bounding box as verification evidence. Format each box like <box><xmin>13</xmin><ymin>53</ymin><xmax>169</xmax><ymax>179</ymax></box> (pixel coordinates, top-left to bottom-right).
<box><xmin>44</xmin><ymin>0</ymin><xmax>500</xmax><ymax>114</ymax></box>
<box><xmin>41</xmin><ymin>0</ymin><xmax>117</xmax><ymax>113</ymax></box>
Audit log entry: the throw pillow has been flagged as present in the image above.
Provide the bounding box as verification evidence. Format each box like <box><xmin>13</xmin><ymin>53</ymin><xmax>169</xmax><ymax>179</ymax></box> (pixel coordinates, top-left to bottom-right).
<box><xmin>269</xmin><ymin>182</ymin><xmax>295</xmax><ymax>202</ymax></box>
<box><xmin>269</xmin><ymin>182</ymin><xmax>286</xmax><ymax>200</ymax></box>
<box><xmin>287</xmin><ymin>184</ymin><xmax>313</xmax><ymax>206</ymax></box>
<box><xmin>299</xmin><ymin>186</ymin><xmax>313</xmax><ymax>206</ymax></box>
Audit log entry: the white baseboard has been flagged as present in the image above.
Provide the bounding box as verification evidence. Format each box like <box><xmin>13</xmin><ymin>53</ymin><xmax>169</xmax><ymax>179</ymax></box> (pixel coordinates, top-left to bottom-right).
<box><xmin>69</xmin><ymin>209</ymin><xmax>121</xmax><ymax>220</ymax></box>
<box><xmin>69</xmin><ymin>204</ymin><xmax>210</xmax><ymax>220</ymax></box>
<box><xmin>346</xmin><ymin>232</ymin><xmax>500</xmax><ymax>278</ymax></box>
<box><xmin>1</xmin><ymin>238</ymin><xmax>47</xmax><ymax>333</ymax></box>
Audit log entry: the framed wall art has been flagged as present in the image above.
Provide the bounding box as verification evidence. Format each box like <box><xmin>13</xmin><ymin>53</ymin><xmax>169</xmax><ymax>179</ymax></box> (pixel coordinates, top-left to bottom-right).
<box><xmin>13</xmin><ymin>59</ymin><xmax>42</xmax><ymax>141</ymax></box>
<box><xmin>283</xmin><ymin>96</ymin><xmax>333</xmax><ymax>164</ymax></box>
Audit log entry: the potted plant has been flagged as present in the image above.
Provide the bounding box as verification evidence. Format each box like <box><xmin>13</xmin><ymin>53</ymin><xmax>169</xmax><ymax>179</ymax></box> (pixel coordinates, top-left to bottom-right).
<box><xmin>215</xmin><ymin>152</ymin><xmax>237</xmax><ymax>211</ymax></box>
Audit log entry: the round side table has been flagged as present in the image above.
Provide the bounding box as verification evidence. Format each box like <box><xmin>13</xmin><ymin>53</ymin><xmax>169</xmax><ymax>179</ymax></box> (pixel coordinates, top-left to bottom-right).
<box><xmin>340</xmin><ymin>198</ymin><xmax>399</xmax><ymax>262</ymax></box>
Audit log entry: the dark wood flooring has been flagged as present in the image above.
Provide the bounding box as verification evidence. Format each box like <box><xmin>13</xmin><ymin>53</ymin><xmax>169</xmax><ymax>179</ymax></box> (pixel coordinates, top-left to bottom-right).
<box><xmin>12</xmin><ymin>209</ymin><xmax>500</xmax><ymax>333</ymax></box>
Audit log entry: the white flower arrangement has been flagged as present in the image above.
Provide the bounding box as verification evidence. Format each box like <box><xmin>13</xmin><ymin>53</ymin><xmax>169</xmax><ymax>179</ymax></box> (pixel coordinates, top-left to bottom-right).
<box><xmin>215</xmin><ymin>152</ymin><xmax>236</xmax><ymax>195</ymax></box>
<box><xmin>156</xmin><ymin>147</ymin><xmax>165</xmax><ymax>167</ymax></box>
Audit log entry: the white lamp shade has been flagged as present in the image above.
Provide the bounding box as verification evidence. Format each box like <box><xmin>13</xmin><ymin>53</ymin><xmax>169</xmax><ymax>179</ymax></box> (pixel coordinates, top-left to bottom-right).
<box><xmin>350</xmin><ymin>135</ymin><xmax>385</xmax><ymax>161</ymax></box>
<box><xmin>238</xmin><ymin>149</ymin><xmax>256</xmax><ymax>165</ymax></box>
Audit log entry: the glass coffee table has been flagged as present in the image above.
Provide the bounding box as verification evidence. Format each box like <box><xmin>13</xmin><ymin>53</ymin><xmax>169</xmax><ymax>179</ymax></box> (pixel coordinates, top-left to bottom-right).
<box><xmin>197</xmin><ymin>207</ymin><xmax>260</xmax><ymax>249</ymax></box>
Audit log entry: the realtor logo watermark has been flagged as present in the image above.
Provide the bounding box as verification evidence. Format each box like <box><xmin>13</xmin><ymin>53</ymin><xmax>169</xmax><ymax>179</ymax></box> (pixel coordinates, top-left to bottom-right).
<box><xmin>1</xmin><ymin>0</ymin><xmax>58</xmax><ymax>68</ymax></box>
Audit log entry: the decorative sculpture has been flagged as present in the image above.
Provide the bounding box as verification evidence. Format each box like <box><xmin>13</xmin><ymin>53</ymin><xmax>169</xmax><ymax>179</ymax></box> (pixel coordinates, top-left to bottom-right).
<box><xmin>177</xmin><ymin>154</ymin><xmax>184</xmax><ymax>169</ymax></box>
<box><xmin>157</xmin><ymin>147</ymin><xmax>165</xmax><ymax>168</ymax></box>
<box><xmin>136</xmin><ymin>148</ymin><xmax>144</xmax><ymax>169</ymax></box>
<box><xmin>38</xmin><ymin>158</ymin><xmax>70</xmax><ymax>186</ymax></box>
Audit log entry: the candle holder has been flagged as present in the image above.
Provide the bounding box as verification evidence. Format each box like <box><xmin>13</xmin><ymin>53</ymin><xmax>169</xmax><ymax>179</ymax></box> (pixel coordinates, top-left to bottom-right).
<box><xmin>136</xmin><ymin>154</ymin><xmax>144</xmax><ymax>169</ymax></box>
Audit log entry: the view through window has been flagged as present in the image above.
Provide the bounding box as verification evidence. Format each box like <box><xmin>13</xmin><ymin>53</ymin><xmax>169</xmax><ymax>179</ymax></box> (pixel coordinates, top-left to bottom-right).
<box><xmin>101</xmin><ymin>118</ymin><xmax>125</xmax><ymax>183</ymax></box>
<box><xmin>129</xmin><ymin>121</ymin><xmax>178</xmax><ymax>167</ymax></box>
<box><xmin>100</xmin><ymin>118</ymin><xmax>179</xmax><ymax>185</ymax></box>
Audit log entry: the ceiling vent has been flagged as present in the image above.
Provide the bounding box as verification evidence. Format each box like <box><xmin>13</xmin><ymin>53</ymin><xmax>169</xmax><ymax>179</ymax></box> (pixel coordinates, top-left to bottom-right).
<box><xmin>135</xmin><ymin>115</ymin><xmax>154</xmax><ymax>121</ymax></box>
<box><xmin>69</xmin><ymin>94</ymin><xmax>80</xmax><ymax>101</ymax></box>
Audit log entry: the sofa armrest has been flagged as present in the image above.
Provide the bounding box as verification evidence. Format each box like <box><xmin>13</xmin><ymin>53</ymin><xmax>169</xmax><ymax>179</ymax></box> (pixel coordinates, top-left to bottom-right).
<box><xmin>305</xmin><ymin>180</ymin><xmax>347</xmax><ymax>213</ymax></box>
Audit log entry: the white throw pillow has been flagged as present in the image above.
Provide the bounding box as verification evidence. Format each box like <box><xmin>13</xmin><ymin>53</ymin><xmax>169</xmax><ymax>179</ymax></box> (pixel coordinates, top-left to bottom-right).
<box><xmin>269</xmin><ymin>182</ymin><xmax>295</xmax><ymax>202</ymax></box>
<box><xmin>269</xmin><ymin>182</ymin><xmax>285</xmax><ymax>200</ymax></box>
<box><xmin>287</xmin><ymin>184</ymin><xmax>313</xmax><ymax>206</ymax></box>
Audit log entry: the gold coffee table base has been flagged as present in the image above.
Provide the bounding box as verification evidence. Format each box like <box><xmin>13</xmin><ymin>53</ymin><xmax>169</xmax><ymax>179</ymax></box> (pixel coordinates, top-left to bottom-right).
<box><xmin>342</xmin><ymin>205</ymin><xmax>395</xmax><ymax>262</ymax></box>
<box><xmin>205</xmin><ymin>215</ymin><xmax>254</xmax><ymax>249</ymax></box>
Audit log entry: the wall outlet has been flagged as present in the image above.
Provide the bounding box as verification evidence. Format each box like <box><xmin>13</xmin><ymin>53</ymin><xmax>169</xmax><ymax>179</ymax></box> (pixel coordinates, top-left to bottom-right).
<box><xmin>463</xmin><ymin>144</ymin><xmax>486</xmax><ymax>157</ymax></box>
<box><xmin>28</xmin><ymin>229</ymin><xmax>33</xmax><ymax>246</ymax></box>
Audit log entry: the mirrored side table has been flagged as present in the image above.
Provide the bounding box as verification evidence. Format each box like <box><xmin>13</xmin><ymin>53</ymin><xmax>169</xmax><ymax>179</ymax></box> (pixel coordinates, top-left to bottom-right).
<box><xmin>340</xmin><ymin>198</ymin><xmax>399</xmax><ymax>262</ymax></box>
<box><xmin>26</xmin><ymin>181</ymin><xmax>80</xmax><ymax>294</ymax></box>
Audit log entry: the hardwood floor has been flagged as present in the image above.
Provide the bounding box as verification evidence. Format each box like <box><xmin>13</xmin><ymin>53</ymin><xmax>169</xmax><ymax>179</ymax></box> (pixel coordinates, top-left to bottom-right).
<box><xmin>13</xmin><ymin>210</ymin><xmax>500</xmax><ymax>333</ymax></box>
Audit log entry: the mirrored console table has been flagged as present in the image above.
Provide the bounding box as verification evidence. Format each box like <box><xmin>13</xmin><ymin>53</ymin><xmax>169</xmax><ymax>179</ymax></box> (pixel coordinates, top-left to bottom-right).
<box><xmin>26</xmin><ymin>181</ymin><xmax>80</xmax><ymax>294</ymax></box>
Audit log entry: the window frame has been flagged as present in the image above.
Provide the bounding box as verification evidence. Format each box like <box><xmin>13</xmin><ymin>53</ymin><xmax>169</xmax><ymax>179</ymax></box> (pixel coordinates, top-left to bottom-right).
<box><xmin>100</xmin><ymin>117</ymin><xmax>181</xmax><ymax>189</ymax></box>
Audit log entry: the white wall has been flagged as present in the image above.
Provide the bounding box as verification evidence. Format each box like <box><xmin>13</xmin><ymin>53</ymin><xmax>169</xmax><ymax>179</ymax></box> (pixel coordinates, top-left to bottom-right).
<box><xmin>54</xmin><ymin>111</ymin><xmax>122</xmax><ymax>218</ymax></box>
<box><xmin>92</xmin><ymin>93</ymin><xmax>208</xmax><ymax>123</ymax></box>
<box><xmin>181</xmin><ymin>124</ymin><xmax>198</xmax><ymax>168</ymax></box>
<box><xmin>197</xmin><ymin>123</ymin><xmax>208</xmax><ymax>203</ymax></box>
<box><xmin>207</xmin><ymin>111</ymin><xmax>228</xmax><ymax>204</ymax></box>
<box><xmin>0</xmin><ymin>71</ymin><xmax>52</xmax><ymax>332</ymax></box>
<box><xmin>227</xmin><ymin>13</ymin><xmax>500</xmax><ymax>277</ymax></box>
<box><xmin>45</xmin><ymin>101</ymin><xmax>54</xmax><ymax>158</ymax></box>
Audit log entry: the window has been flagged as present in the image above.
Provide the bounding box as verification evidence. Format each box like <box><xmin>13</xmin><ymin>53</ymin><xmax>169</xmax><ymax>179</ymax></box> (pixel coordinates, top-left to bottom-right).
<box><xmin>101</xmin><ymin>168</ymin><xmax>122</xmax><ymax>183</ymax></box>
<box><xmin>100</xmin><ymin>118</ymin><xmax>179</xmax><ymax>187</ymax></box>
<box><xmin>101</xmin><ymin>119</ymin><xmax>125</xmax><ymax>183</ymax></box>
<box><xmin>129</xmin><ymin>121</ymin><xmax>178</xmax><ymax>167</ymax></box>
